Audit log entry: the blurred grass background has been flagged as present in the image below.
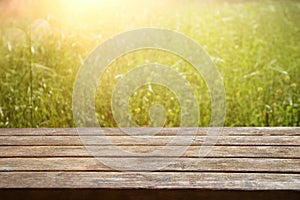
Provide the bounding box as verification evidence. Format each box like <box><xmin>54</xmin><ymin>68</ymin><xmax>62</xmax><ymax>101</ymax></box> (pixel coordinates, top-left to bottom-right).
<box><xmin>0</xmin><ymin>0</ymin><xmax>299</xmax><ymax>127</ymax></box>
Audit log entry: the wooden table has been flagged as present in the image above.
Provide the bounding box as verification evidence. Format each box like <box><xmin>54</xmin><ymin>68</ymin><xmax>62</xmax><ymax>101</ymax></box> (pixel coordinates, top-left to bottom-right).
<box><xmin>0</xmin><ymin>127</ymin><xmax>299</xmax><ymax>199</ymax></box>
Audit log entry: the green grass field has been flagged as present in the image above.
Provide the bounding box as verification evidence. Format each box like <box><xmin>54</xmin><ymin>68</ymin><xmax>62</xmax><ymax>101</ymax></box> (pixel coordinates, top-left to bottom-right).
<box><xmin>0</xmin><ymin>0</ymin><xmax>299</xmax><ymax>127</ymax></box>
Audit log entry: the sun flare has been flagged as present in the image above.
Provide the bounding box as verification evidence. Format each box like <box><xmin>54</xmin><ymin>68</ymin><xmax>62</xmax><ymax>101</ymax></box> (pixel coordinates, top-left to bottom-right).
<box><xmin>62</xmin><ymin>0</ymin><xmax>117</xmax><ymax>11</ymax></box>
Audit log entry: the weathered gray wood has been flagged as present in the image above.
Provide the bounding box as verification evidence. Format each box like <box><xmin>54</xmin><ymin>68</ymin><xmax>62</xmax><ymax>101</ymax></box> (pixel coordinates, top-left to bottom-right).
<box><xmin>1</xmin><ymin>172</ymin><xmax>300</xmax><ymax>190</ymax></box>
<box><xmin>0</xmin><ymin>146</ymin><xmax>299</xmax><ymax>158</ymax></box>
<box><xmin>0</xmin><ymin>128</ymin><xmax>299</xmax><ymax>192</ymax></box>
<box><xmin>0</xmin><ymin>127</ymin><xmax>299</xmax><ymax>136</ymax></box>
<box><xmin>0</xmin><ymin>157</ymin><xmax>299</xmax><ymax>172</ymax></box>
<box><xmin>0</xmin><ymin>135</ymin><xmax>299</xmax><ymax>146</ymax></box>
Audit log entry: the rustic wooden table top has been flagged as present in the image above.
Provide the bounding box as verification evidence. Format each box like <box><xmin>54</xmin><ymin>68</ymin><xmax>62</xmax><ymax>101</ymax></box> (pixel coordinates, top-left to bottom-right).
<box><xmin>0</xmin><ymin>127</ymin><xmax>299</xmax><ymax>199</ymax></box>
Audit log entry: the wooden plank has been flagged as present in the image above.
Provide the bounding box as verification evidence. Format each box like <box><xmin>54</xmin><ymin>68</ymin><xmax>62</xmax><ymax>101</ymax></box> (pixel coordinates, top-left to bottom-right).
<box><xmin>0</xmin><ymin>135</ymin><xmax>299</xmax><ymax>146</ymax></box>
<box><xmin>0</xmin><ymin>146</ymin><xmax>299</xmax><ymax>158</ymax></box>
<box><xmin>0</xmin><ymin>128</ymin><xmax>299</xmax><ymax>192</ymax></box>
<box><xmin>0</xmin><ymin>157</ymin><xmax>299</xmax><ymax>172</ymax></box>
<box><xmin>0</xmin><ymin>172</ymin><xmax>299</xmax><ymax>190</ymax></box>
<box><xmin>0</xmin><ymin>127</ymin><xmax>299</xmax><ymax>136</ymax></box>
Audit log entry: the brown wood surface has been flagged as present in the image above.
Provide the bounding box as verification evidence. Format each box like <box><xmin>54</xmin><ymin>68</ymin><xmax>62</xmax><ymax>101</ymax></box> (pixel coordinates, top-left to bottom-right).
<box><xmin>0</xmin><ymin>135</ymin><xmax>299</xmax><ymax>146</ymax></box>
<box><xmin>0</xmin><ymin>157</ymin><xmax>299</xmax><ymax>172</ymax></box>
<box><xmin>0</xmin><ymin>127</ymin><xmax>299</xmax><ymax>136</ymax></box>
<box><xmin>1</xmin><ymin>172</ymin><xmax>300</xmax><ymax>190</ymax></box>
<box><xmin>0</xmin><ymin>128</ymin><xmax>299</xmax><ymax>193</ymax></box>
<box><xmin>0</xmin><ymin>145</ymin><xmax>299</xmax><ymax>158</ymax></box>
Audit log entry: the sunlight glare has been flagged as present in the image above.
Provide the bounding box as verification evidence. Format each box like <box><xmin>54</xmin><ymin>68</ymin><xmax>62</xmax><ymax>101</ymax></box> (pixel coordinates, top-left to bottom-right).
<box><xmin>64</xmin><ymin>0</ymin><xmax>115</xmax><ymax>11</ymax></box>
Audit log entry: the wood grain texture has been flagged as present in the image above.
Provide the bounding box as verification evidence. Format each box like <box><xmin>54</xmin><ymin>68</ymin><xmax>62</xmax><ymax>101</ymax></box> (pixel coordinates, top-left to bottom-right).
<box><xmin>0</xmin><ymin>157</ymin><xmax>299</xmax><ymax>172</ymax></box>
<box><xmin>0</xmin><ymin>146</ymin><xmax>299</xmax><ymax>158</ymax></box>
<box><xmin>0</xmin><ymin>127</ymin><xmax>299</xmax><ymax>136</ymax></box>
<box><xmin>0</xmin><ymin>128</ymin><xmax>299</xmax><ymax>192</ymax></box>
<box><xmin>0</xmin><ymin>135</ymin><xmax>299</xmax><ymax>146</ymax></box>
<box><xmin>1</xmin><ymin>172</ymin><xmax>300</xmax><ymax>190</ymax></box>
